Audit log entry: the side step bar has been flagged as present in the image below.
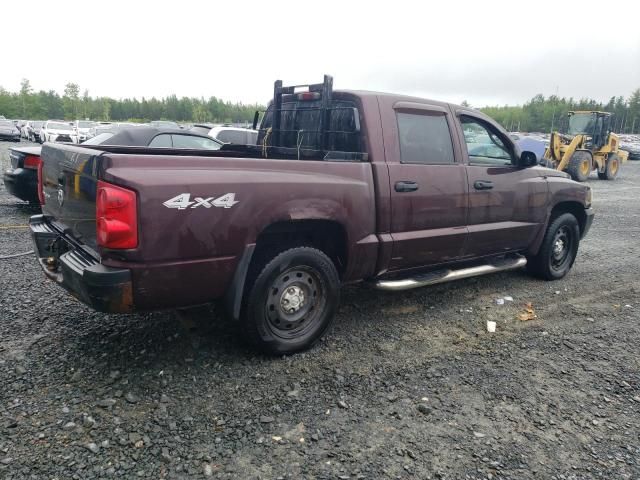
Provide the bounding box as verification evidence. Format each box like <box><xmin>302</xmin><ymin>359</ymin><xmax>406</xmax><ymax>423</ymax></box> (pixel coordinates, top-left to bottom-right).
<box><xmin>374</xmin><ymin>255</ymin><xmax>527</xmax><ymax>292</ymax></box>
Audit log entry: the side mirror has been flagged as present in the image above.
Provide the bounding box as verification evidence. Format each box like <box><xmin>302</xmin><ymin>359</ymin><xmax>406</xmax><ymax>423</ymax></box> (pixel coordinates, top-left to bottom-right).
<box><xmin>519</xmin><ymin>150</ymin><xmax>537</xmax><ymax>167</ymax></box>
<box><xmin>252</xmin><ymin>111</ymin><xmax>260</xmax><ymax>131</ymax></box>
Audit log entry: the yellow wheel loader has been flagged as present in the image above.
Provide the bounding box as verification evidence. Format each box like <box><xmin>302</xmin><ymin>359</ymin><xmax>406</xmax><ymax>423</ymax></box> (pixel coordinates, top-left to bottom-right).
<box><xmin>543</xmin><ymin>111</ymin><xmax>628</xmax><ymax>182</ymax></box>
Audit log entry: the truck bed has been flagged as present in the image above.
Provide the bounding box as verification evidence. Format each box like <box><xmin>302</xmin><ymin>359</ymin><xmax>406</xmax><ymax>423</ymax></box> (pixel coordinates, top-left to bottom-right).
<box><xmin>38</xmin><ymin>142</ymin><xmax>378</xmax><ymax>310</ymax></box>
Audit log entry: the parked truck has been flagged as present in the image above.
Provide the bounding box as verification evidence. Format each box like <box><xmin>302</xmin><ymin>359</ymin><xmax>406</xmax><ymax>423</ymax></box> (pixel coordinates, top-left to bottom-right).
<box><xmin>30</xmin><ymin>76</ymin><xmax>593</xmax><ymax>354</ymax></box>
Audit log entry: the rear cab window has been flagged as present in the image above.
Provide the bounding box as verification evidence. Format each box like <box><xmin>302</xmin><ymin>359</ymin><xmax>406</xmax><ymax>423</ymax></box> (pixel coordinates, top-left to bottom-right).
<box><xmin>257</xmin><ymin>95</ymin><xmax>364</xmax><ymax>157</ymax></box>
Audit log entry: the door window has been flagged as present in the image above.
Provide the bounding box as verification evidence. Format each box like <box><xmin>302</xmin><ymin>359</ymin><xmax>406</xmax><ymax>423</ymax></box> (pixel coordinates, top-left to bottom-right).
<box><xmin>396</xmin><ymin>112</ymin><xmax>455</xmax><ymax>164</ymax></box>
<box><xmin>461</xmin><ymin>116</ymin><xmax>514</xmax><ymax>166</ymax></box>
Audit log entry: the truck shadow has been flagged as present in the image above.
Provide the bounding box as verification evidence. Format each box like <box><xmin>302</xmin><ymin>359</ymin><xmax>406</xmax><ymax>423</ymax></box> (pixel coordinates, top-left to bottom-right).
<box><xmin>54</xmin><ymin>269</ymin><xmax>535</xmax><ymax>379</ymax></box>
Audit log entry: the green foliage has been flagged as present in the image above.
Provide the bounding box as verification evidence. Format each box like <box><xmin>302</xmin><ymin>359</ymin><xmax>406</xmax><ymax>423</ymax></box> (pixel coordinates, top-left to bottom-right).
<box><xmin>479</xmin><ymin>88</ymin><xmax>640</xmax><ymax>133</ymax></box>
<box><xmin>0</xmin><ymin>80</ymin><xmax>264</xmax><ymax>124</ymax></box>
<box><xmin>1</xmin><ymin>80</ymin><xmax>638</xmax><ymax>133</ymax></box>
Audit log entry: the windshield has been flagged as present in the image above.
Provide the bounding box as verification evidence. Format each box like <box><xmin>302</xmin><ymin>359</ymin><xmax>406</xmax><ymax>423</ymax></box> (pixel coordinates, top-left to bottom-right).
<box><xmin>33</xmin><ymin>121</ymin><xmax>44</xmax><ymax>128</ymax></box>
<box><xmin>49</xmin><ymin>122</ymin><xmax>72</xmax><ymax>131</ymax></box>
<box><xmin>0</xmin><ymin>120</ymin><xmax>13</xmax><ymax>127</ymax></box>
<box><xmin>568</xmin><ymin>113</ymin><xmax>596</xmax><ymax>136</ymax></box>
<box><xmin>95</xmin><ymin>126</ymin><xmax>117</xmax><ymax>134</ymax></box>
<box><xmin>78</xmin><ymin>121</ymin><xmax>95</xmax><ymax>128</ymax></box>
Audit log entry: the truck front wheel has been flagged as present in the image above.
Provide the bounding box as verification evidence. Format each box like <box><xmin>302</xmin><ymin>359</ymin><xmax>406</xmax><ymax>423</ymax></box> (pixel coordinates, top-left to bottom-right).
<box><xmin>241</xmin><ymin>247</ymin><xmax>340</xmax><ymax>355</ymax></box>
<box><xmin>566</xmin><ymin>151</ymin><xmax>592</xmax><ymax>182</ymax></box>
<box><xmin>526</xmin><ymin>213</ymin><xmax>580</xmax><ymax>280</ymax></box>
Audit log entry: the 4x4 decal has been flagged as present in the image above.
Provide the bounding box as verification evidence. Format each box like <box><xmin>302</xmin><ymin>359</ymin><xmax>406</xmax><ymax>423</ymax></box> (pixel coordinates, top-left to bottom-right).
<box><xmin>163</xmin><ymin>193</ymin><xmax>238</xmax><ymax>210</ymax></box>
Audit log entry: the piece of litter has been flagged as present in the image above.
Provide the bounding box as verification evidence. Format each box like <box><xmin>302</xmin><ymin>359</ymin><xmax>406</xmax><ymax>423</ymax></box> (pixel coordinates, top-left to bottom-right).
<box><xmin>503</xmin><ymin>296</ymin><xmax>513</xmax><ymax>302</ymax></box>
<box><xmin>518</xmin><ymin>302</ymin><xmax>537</xmax><ymax>321</ymax></box>
<box><xmin>486</xmin><ymin>321</ymin><xmax>497</xmax><ymax>333</ymax></box>
<box><xmin>495</xmin><ymin>298</ymin><xmax>505</xmax><ymax>305</ymax></box>
<box><xmin>271</xmin><ymin>436</ymin><xmax>282</xmax><ymax>442</ymax></box>
<box><xmin>554</xmin><ymin>291</ymin><xmax>561</xmax><ymax>295</ymax></box>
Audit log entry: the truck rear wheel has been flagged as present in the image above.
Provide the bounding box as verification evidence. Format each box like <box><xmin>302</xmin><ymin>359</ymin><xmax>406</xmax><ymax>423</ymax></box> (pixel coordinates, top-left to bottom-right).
<box><xmin>597</xmin><ymin>154</ymin><xmax>620</xmax><ymax>180</ymax></box>
<box><xmin>241</xmin><ymin>247</ymin><xmax>340</xmax><ymax>355</ymax></box>
<box><xmin>566</xmin><ymin>151</ymin><xmax>592</xmax><ymax>182</ymax></box>
<box><xmin>526</xmin><ymin>213</ymin><xmax>580</xmax><ymax>280</ymax></box>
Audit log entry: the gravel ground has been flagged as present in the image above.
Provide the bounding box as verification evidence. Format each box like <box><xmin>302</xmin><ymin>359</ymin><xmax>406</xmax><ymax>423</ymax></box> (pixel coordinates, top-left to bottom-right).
<box><xmin>1</xmin><ymin>139</ymin><xmax>639</xmax><ymax>479</ymax></box>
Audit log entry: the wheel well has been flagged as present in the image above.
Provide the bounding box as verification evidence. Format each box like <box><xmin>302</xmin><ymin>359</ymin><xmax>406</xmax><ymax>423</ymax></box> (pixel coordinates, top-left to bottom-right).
<box><xmin>253</xmin><ymin>220</ymin><xmax>348</xmax><ymax>276</ymax></box>
<box><xmin>550</xmin><ymin>202</ymin><xmax>587</xmax><ymax>235</ymax></box>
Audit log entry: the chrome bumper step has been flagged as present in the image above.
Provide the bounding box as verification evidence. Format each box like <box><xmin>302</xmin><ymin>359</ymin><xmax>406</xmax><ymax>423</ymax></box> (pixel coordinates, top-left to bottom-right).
<box><xmin>374</xmin><ymin>255</ymin><xmax>527</xmax><ymax>291</ymax></box>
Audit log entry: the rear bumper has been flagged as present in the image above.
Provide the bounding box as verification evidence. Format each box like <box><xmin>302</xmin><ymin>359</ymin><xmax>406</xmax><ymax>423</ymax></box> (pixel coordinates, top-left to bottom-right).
<box><xmin>30</xmin><ymin>214</ymin><xmax>133</xmax><ymax>313</ymax></box>
<box><xmin>582</xmin><ymin>207</ymin><xmax>594</xmax><ymax>239</ymax></box>
<box><xmin>0</xmin><ymin>133</ymin><xmax>20</xmax><ymax>141</ymax></box>
<box><xmin>3</xmin><ymin>168</ymin><xmax>39</xmax><ymax>202</ymax></box>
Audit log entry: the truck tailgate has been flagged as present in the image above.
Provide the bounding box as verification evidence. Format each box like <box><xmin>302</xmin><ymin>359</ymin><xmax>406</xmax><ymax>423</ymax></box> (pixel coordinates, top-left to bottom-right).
<box><xmin>41</xmin><ymin>143</ymin><xmax>102</xmax><ymax>252</ymax></box>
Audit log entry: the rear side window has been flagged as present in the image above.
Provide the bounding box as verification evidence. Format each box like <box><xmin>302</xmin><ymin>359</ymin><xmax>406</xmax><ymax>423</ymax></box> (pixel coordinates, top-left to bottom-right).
<box><xmin>149</xmin><ymin>134</ymin><xmax>172</xmax><ymax>148</ymax></box>
<box><xmin>172</xmin><ymin>135</ymin><xmax>221</xmax><ymax>150</ymax></box>
<box><xmin>216</xmin><ymin>130</ymin><xmax>247</xmax><ymax>144</ymax></box>
<box><xmin>397</xmin><ymin>112</ymin><xmax>455</xmax><ymax>164</ymax></box>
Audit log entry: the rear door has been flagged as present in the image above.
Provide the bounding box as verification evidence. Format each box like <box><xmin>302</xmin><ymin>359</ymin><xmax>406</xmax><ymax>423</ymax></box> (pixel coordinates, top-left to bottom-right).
<box><xmin>454</xmin><ymin>112</ymin><xmax>548</xmax><ymax>257</ymax></box>
<box><xmin>380</xmin><ymin>98</ymin><xmax>469</xmax><ymax>271</ymax></box>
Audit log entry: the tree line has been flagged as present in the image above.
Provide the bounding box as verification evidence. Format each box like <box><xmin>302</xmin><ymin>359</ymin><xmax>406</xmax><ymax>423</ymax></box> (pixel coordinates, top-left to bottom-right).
<box><xmin>0</xmin><ymin>80</ymin><xmax>263</xmax><ymax>124</ymax></box>
<box><xmin>1</xmin><ymin>79</ymin><xmax>639</xmax><ymax>133</ymax></box>
<box><xmin>479</xmin><ymin>88</ymin><xmax>640</xmax><ymax>134</ymax></box>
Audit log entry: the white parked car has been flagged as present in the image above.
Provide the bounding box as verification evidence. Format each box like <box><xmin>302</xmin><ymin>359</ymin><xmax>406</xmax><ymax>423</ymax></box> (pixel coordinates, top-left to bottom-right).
<box><xmin>208</xmin><ymin>126</ymin><xmax>258</xmax><ymax>145</ymax></box>
<box><xmin>72</xmin><ymin>120</ymin><xmax>96</xmax><ymax>144</ymax></box>
<box><xmin>40</xmin><ymin>120</ymin><xmax>78</xmax><ymax>143</ymax></box>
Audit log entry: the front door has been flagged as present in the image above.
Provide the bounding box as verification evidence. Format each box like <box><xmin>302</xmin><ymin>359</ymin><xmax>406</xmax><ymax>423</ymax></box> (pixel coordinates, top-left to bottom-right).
<box><xmin>384</xmin><ymin>102</ymin><xmax>469</xmax><ymax>271</ymax></box>
<box><xmin>456</xmin><ymin>114</ymin><xmax>548</xmax><ymax>258</ymax></box>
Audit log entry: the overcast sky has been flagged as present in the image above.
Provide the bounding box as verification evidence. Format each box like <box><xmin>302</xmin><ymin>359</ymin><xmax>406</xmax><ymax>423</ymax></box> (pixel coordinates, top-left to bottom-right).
<box><xmin>3</xmin><ymin>0</ymin><xmax>640</xmax><ymax>107</ymax></box>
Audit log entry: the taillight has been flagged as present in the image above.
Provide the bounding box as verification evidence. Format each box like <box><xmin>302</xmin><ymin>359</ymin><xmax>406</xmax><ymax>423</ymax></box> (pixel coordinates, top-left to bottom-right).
<box><xmin>23</xmin><ymin>155</ymin><xmax>41</xmax><ymax>170</ymax></box>
<box><xmin>96</xmin><ymin>180</ymin><xmax>138</xmax><ymax>249</ymax></box>
<box><xmin>296</xmin><ymin>91</ymin><xmax>321</xmax><ymax>101</ymax></box>
<box><xmin>26</xmin><ymin>156</ymin><xmax>46</xmax><ymax>205</ymax></box>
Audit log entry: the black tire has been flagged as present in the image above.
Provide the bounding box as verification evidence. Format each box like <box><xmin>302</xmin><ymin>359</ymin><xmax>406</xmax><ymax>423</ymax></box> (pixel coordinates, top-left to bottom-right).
<box><xmin>566</xmin><ymin>150</ymin><xmax>592</xmax><ymax>182</ymax></box>
<box><xmin>241</xmin><ymin>247</ymin><xmax>340</xmax><ymax>355</ymax></box>
<box><xmin>526</xmin><ymin>213</ymin><xmax>580</xmax><ymax>280</ymax></box>
<box><xmin>598</xmin><ymin>154</ymin><xmax>620</xmax><ymax>180</ymax></box>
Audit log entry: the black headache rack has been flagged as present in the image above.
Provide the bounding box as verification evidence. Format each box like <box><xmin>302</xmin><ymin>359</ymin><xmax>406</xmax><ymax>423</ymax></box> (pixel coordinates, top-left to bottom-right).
<box><xmin>249</xmin><ymin>74</ymin><xmax>367</xmax><ymax>161</ymax></box>
<box><xmin>78</xmin><ymin>76</ymin><xmax>367</xmax><ymax>161</ymax></box>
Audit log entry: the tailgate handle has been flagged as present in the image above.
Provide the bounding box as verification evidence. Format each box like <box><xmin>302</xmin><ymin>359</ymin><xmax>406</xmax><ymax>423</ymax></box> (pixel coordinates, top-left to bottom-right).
<box><xmin>474</xmin><ymin>180</ymin><xmax>493</xmax><ymax>190</ymax></box>
<box><xmin>395</xmin><ymin>181</ymin><xmax>419</xmax><ymax>193</ymax></box>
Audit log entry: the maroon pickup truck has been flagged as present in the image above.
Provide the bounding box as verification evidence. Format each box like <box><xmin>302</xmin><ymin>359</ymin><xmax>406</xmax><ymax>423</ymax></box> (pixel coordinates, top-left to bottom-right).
<box><xmin>30</xmin><ymin>76</ymin><xmax>593</xmax><ymax>354</ymax></box>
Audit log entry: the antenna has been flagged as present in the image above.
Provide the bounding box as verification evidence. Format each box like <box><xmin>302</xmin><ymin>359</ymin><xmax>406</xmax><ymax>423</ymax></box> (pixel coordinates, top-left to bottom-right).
<box><xmin>550</xmin><ymin>85</ymin><xmax>559</xmax><ymax>133</ymax></box>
